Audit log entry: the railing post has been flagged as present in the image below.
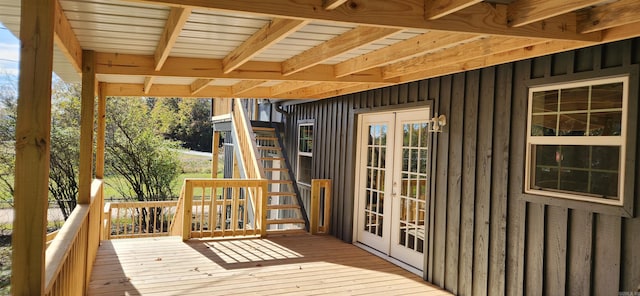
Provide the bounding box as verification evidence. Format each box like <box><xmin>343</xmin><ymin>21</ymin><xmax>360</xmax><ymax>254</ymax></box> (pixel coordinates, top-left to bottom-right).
<box><xmin>260</xmin><ymin>180</ymin><xmax>268</xmax><ymax>237</ymax></box>
<box><xmin>311</xmin><ymin>179</ymin><xmax>332</xmax><ymax>235</ymax></box>
<box><xmin>310</xmin><ymin>180</ymin><xmax>320</xmax><ymax>235</ymax></box>
<box><xmin>182</xmin><ymin>182</ymin><xmax>193</xmax><ymax>241</ymax></box>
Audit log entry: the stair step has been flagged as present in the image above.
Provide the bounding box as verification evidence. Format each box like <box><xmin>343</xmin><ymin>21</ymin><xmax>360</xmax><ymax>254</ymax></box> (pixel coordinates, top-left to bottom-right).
<box><xmin>268</xmin><ymin>192</ymin><xmax>296</xmax><ymax>197</ymax></box>
<box><xmin>260</xmin><ymin>157</ymin><xmax>285</xmax><ymax>161</ymax></box>
<box><xmin>266</xmin><ymin>218</ymin><xmax>306</xmax><ymax>225</ymax></box>
<box><xmin>253</xmin><ymin>127</ymin><xmax>276</xmax><ymax>132</ymax></box>
<box><xmin>264</xmin><ymin>168</ymin><xmax>288</xmax><ymax>172</ymax></box>
<box><xmin>269</xmin><ymin>180</ymin><xmax>293</xmax><ymax>184</ymax></box>
<box><xmin>257</xmin><ymin>146</ymin><xmax>281</xmax><ymax>150</ymax></box>
<box><xmin>267</xmin><ymin>204</ymin><xmax>301</xmax><ymax>210</ymax></box>
<box><xmin>266</xmin><ymin>229</ymin><xmax>307</xmax><ymax>235</ymax></box>
<box><xmin>255</xmin><ymin>136</ymin><xmax>278</xmax><ymax>141</ymax></box>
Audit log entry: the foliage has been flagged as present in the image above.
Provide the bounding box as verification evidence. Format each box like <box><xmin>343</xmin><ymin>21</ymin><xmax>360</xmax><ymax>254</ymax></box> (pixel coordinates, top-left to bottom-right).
<box><xmin>151</xmin><ymin>98</ymin><xmax>213</xmax><ymax>152</ymax></box>
<box><xmin>0</xmin><ymin>83</ymin><xmax>16</xmax><ymax>207</ymax></box>
<box><xmin>48</xmin><ymin>81</ymin><xmax>82</xmax><ymax>219</ymax></box>
<box><xmin>105</xmin><ymin>97</ymin><xmax>180</xmax><ymax>201</ymax></box>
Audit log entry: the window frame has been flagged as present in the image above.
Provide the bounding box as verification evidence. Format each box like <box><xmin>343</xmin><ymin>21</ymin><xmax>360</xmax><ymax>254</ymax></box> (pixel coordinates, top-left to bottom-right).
<box><xmin>296</xmin><ymin>122</ymin><xmax>314</xmax><ymax>186</ymax></box>
<box><xmin>521</xmin><ymin>67</ymin><xmax>638</xmax><ymax>218</ymax></box>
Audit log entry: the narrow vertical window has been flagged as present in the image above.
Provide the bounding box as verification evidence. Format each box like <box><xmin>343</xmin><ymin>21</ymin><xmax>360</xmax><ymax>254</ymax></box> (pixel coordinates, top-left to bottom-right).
<box><xmin>297</xmin><ymin>123</ymin><xmax>313</xmax><ymax>186</ymax></box>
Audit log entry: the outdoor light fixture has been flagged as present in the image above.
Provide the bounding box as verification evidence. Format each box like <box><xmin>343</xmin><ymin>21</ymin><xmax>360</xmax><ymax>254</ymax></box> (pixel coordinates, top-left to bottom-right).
<box><xmin>429</xmin><ymin>114</ymin><xmax>447</xmax><ymax>133</ymax></box>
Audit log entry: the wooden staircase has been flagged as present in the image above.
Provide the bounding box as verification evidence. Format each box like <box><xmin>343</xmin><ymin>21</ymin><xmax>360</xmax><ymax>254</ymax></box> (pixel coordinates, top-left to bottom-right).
<box><xmin>252</xmin><ymin>125</ymin><xmax>308</xmax><ymax>234</ymax></box>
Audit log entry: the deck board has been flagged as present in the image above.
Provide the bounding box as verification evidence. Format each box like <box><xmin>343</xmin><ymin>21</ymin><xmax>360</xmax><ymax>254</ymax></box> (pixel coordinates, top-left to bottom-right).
<box><xmin>89</xmin><ymin>235</ymin><xmax>451</xmax><ymax>295</ymax></box>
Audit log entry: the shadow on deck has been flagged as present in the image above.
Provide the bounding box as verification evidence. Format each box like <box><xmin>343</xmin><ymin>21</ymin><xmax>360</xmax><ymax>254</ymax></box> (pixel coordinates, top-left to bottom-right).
<box><xmin>89</xmin><ymin>235</ymin><xmax>451</xmax><ymax>295</ymax></box>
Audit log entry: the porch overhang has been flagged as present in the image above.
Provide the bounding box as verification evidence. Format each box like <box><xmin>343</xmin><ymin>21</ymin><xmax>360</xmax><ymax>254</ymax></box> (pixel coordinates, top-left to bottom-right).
<box><xmin>1</xmin><ymin>0</ymin><xmax>640</xmax><ymax>100</ymax></box>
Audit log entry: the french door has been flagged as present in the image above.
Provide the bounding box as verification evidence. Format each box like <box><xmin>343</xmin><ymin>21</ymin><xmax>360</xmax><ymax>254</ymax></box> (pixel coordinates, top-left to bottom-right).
<box><xmin>355</xmin><ymin>109</ymin><xmax>431</xmax><ymax>271</ymax></box>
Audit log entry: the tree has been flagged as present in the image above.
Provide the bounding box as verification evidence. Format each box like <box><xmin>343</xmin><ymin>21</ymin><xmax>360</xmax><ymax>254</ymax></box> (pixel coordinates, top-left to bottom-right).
<box><xmin>151</xmin><ymin>98</ymin><xmax>212</xmax><ymax>152</ymax></box>
<box><xmin>0</xmin><ymin>82</ymin><xmax>16</xmax><ymax>206</ymax></box>
<box><xmin>48</xmin><ymin>81</ymin><xmax>82</xmax><ymax>219</ymax></box>
<box><xmin>106</xmin><ymin>97</ymin><xmax>180</xmax><ymax>202</ymax></box>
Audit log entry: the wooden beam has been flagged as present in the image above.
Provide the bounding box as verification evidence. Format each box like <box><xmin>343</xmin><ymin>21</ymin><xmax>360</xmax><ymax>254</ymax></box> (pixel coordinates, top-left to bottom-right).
<box><xmin>223</xmin><ymin>18</ymin><xmax>308</xmax><ymax>73</ymax></box>
<box><xmin>155</xmin><ymin>7</ymin><xmax>192</xmax><ymax>70</ymax></box>
<box><xmin>104</xmin><ymin>83</ymin><xmax>273</xmax><ymax>98</ymax></box>
<box><xmin>126</xmin><ymin>0</ymin><xmax>601</xmax><ymax>41</ymax></box>
<box><xmin>232</xmin><ymin>80</ymin><xmax>266</xmax><ymax>95</ymax></box>
<box><xmin>309</xmin><ymin>83</ymin><xmax>390</xmax><ymax>99</ymax></box>
<box><xmin>79</xmin><ymin>50</ymin><xmax>96</xmax><ymax>204</ymax></box>
<box><xmin>54</xmin><ymin>0</ymin><xmax>82</xmax><ymax>73</ymax></box>
<box><xmin>270</xmin><ymin>81</ymin><xmax>322</xmax><ymax>96</ymax></box>
<box><xmin>282</xmin><ymin>26</ymin><xmax>401</xmax><ymax>75</ymax></box>
<box><xmin>507</xmin><ymin>0</ymin><xmax>602</xmax><ymax>27</ymax></box>
<box><xmin>143</xmin><ymin>76</ymin><xmax>155</xmax><ymax>94</ymax></box>
<box><xmin>425</xmin><ymin>0</ymin><xmax>483</xmax><ymax>20</ymax></box>
<box><xmin>190</xmin><ymin>78</ymin><xmax>214</xmax><ymax>95</ymax></box>
<box><xmin>334</xmin><ymin>31</ymin><xmax>480</xmax><ymax>77</ymax></box>
<box><xmin>382</xmin><ymin>36</ymin><xmax>548</xmax><ymax>79</ymax></box>
<box><xmin>211</xmin><ymin>131</ymin><xmax>220</xmax><ymax>178</ymax></box>
<box><xmin>578</xmin><ymin>0</ymin><xmax>640</xmax><ymax>33</ymax></box>
<box><xmin>276</xmin><ymin>82</ymin><xmax>360</xmax><ymax>98</ymax></box>
<box><xmin>12</xmin><ymin>0</ymin><xmax>55</xmax><ymax>294</ymax></box>
<box><xmin>95</xmin><ymin>52</ymin><xmax>389</xmax><ymax>83</ymax></box>
<box><xmin>396</xmin><ymin>39</ymin><xmax>588</xmax><ymax>83</ymax></box>
<box><xmin>323</xmin><ymin>0</ymin><xmax>348</xmax><ymax>10</ymax></box>
<box><xmin>96</xmin><ymin>83</ymin><xmax>107</xmax><ymax>179</ymax></box>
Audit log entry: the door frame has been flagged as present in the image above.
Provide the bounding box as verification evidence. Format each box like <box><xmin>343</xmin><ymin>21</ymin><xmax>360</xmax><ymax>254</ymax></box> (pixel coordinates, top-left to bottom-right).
<box><xmin>351</xmin><ymin>103</ymin><xmax>434</xmax><ymax>276</ymax></box>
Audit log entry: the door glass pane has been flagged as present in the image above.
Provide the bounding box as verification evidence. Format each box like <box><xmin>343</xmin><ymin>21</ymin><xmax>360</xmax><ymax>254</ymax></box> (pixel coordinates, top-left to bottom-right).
<box><xmin>362</xmin><ymin>123</ymin><xmax>388</xmax><ymax>238</ymax></box>
<box><xmin>396</xmin><ymin>122</ymin><xmax>427</xmax><ymax>254</ymax></box>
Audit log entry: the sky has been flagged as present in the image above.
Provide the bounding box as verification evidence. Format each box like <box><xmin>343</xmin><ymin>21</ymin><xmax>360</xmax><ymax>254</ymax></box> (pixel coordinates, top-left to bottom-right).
<box><xmin>0</xmin><ymin>22</ymin><xmax>20</xmax><ymax>86</ymax></box>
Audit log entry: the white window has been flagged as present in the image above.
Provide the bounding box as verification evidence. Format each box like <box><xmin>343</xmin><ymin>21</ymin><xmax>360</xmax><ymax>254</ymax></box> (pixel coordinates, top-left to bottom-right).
<box><xmin>525</xmin><ymin>76</ymin><xmax>628</xmax><ymax>206</ymax></box>
<box><xmin>297</xmin><ymin>123</ymin><xmax>313</xmax><ymax>186</ymax></box>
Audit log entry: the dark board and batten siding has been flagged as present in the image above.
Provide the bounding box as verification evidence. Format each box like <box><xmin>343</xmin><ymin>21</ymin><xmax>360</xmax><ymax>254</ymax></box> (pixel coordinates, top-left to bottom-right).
<box><xmin>282</xmin><ymin>38</ymin><xmax>640</xmax><ymax>295</ymax></box>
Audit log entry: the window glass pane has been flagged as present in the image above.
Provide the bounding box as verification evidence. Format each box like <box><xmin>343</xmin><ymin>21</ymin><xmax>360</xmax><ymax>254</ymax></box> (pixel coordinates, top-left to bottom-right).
<box><xmin>589</xmin><ymin>111</ymin><xmax>622</xmax><ymax>136</ymax></box>
<box><xmin>591</xmin><ymin>82</ymin><xmax>623</xmax><ymax>110</ymax></box>
<box><xmin>535</xmin><ymin>145</ymin><xmax>559</xmax><ymax>167</ymax></box>
<box><xmin>560</xmin><ymin>86</ymin><xmax>589</xmax><ymax>112</ymax></box>
<box><xmin>299</xmin><ymin>125</ymin><xmax>313</xmax><ymax>153</ymax></box>
<box><xmin>559</xmin><ymin>169</ymin><xmax>589</xmax><ymax>193</ymax></box>
<box><xmin>368</xmin><ymin>125</ymin><xmax>374</xmax><ymax>145</ymax></box>
<box><xmin>590</xmin><ymin>172</ymin><xmax>618</xmax><ymax>198</ymax></box>
<box><xmin>591</xmin><ymin>146</ymin><xmax>619</xmax><ymax>170</ymax></box>
<box><xmin>558</xmin><ymin>113</ymin><xmax>587</xmax><ymax>136</ymax></box>
<box><xmin>560</xmin><ymin>146</ymin><xmax>589</xmax><ymax>169</ymax></box>
<box><xmin>531</xmin><ymin>114</ymin><xmax>557</xmax><ymax>136</ymax></box>
<box><xmin>411</xmin><ymin>124</ymin><xmax>420</xmax><ymax>147</ymax></box>
<box><xmin>381</xmin><ymin>125</ymin><xmax>387</xmax><ymax>145</ymax></box>
<box><xmin>298</xmin><ymin>155</ymin><xmax>312</xmax><ymax>184</ymax></box>
<box><xmin>534</xmin><ymin>166</ymin><xmax>558</xmax><ymax>190</ymax></box>
<box><xmin>532</xmin><ymin>90</ymin><xmax>558</xmax><ymax>113</ymax></box>
<box><xmin>420</xmin><ymin>123</ymin><xmax>428</xmax><ymax>147</ymax></box>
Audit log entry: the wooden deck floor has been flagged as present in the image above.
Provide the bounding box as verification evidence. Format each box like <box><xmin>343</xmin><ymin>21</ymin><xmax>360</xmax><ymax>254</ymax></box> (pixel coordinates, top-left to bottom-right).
<box><xmin>89</xmin><ymin>235</ymin><xmax>452</xmax><ymax>296</ymax></box>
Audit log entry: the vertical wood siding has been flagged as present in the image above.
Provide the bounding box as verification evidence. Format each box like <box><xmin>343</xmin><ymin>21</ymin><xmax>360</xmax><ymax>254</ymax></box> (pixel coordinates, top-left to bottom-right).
<box><xmin>282</xmin><ymin>38</ymin><xmax>640</xmax><ymax>295</ymax></box>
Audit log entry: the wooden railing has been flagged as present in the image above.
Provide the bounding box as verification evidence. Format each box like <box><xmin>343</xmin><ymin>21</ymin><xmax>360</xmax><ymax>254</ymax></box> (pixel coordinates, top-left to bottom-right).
<box><xmin>103</xmin><ymin>201</ymin><xmax>179</xmax><ymax>239</ymax></box>
<box><xmin>170</xmin><ymin>184</ymin><xmax>186</xmax><ymax>236</ymax></box>
<box><xmin>310</xmin><ymin>179</ymin><xmax>332</xmax><ymax>235</ymax></box>
<box><xmin>45</xmin><ymin>179</ymin><xmax>104</xmax><ymax>295</ymax></box>
<box><xmin>181</xmin><ymin>178</ymin><xmax>268</xmax><ymax>240</ymax></box>
<box><xmin>232</xmin><ymin>98</ymin><xmax>264</xmax><ymax>180</ymax></box>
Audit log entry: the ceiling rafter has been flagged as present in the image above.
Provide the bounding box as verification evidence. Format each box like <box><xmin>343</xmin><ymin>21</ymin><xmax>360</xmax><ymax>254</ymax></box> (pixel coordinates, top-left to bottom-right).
<box><xmin>270</xmin><ymin>81</ymin><xmax>323</xmax><ymax>96</ymax></box>
<box><xmin>232</xmin><ymin>80</ymin><xmax>267</xmax><ymax>95</ymax></box>
<box><xmin>155</xmin><ymin>7</ymin><xmax>192</xmax><ymax>70</ymax></box>
<box><xmin>507</xmin><ymin>0</ymin><xmax>602</xmax><ymax>27</ymax></box>
<box><xmin>95</xmin><ymin>53</ymin><xmax>390</xmax><ymax>83</ymax></box>
<box><xmin>190</xmin><ymin>79</ymin><xmax>214</xmax><ymax>95</ymax></box>
<box><xmin>277</xmin><ymin>82</ymin><xmax>361</xmax><ymax>98</ymax></box>
<box><xmin>125</xmin><ymin>0</ymin><xmax>600</xmax><ymax>41</ymax></box>
<box><xmin>223</xmin><ymin>18</ymin><xmax>308</xmax><ymax>74</ymax></box>
<box><xmin>334</xmin><ymin>31</ymin><xmax>481</xmax><ymax>77</ymax></box>
<box><xmin>54</xmin><ymin>0</ymin><xmax>82</xmax><ymax>73</ymax></box>
<box><xmin>578</xmin><ymin>0</ymin><xmax>640</xmax><ymax>33</ymax></box>
<box><xmin>382</xmin><ymin>36</ymin><xmax>551</xmax><ymax>79</ymax></box>
<box><xmin>282</xmin><ymin>26</ymin><xmax>402</xmax><ymax>76</ymax></box>
<box><xmin>323</xmin><ymin>0</ymin><xmax>349</xmax><ymax>10</ymax></box>
<box><xmin>424</xmin><ymin>0</ymin><xmax>483</xmax><ymax>20</ymax></box>
<box><xmin>103</xmin><ymin>83</ymin><xmax>272</xmax><ymax>98</ymax></box>
<box><xmin>308</xmin><ymin>83</ymin><xmax>391</xmax><ymax>99</ymax></box>
<box><xmin>144</xmin><ymin>7</ymin><xmax>192</xmax><ymax>95</ymax></box>
<box><xmin>143</xmin><ymin>77</ymin><xmax>155</xmax><ymax>94</ymax></box>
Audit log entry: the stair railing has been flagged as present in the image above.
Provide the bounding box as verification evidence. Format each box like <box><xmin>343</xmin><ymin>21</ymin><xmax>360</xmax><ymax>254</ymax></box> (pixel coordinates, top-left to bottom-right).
<box><xmin>231</xmin><ymin>98</ymin><xmax>267</xmax><ymax>234</ymax></box>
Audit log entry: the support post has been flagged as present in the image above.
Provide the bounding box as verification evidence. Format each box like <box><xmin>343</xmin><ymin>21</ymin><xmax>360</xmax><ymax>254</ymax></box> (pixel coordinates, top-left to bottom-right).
<box><xmin>11</xmin><ymin>0</ymin><xmax>55</xmax><ymax>293</ymax></box>
<box><xmin>95</xmin><ymin>83</ymin><xmax>107</xmax><ymax>179</ymax></box>
<box><xmin>78</xmin><ymin>50</ymin><xmax>96</xmax><ymax>204</ymax></box>
<box><xmin>211</xmin><ymin>131</ymin><xmax>220</xmax><ymax>178</ymax></box>
<box><xmin>182</xmin><ymin>182</ymin><xmax>193</xmax><ymax>241</ymax></box>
